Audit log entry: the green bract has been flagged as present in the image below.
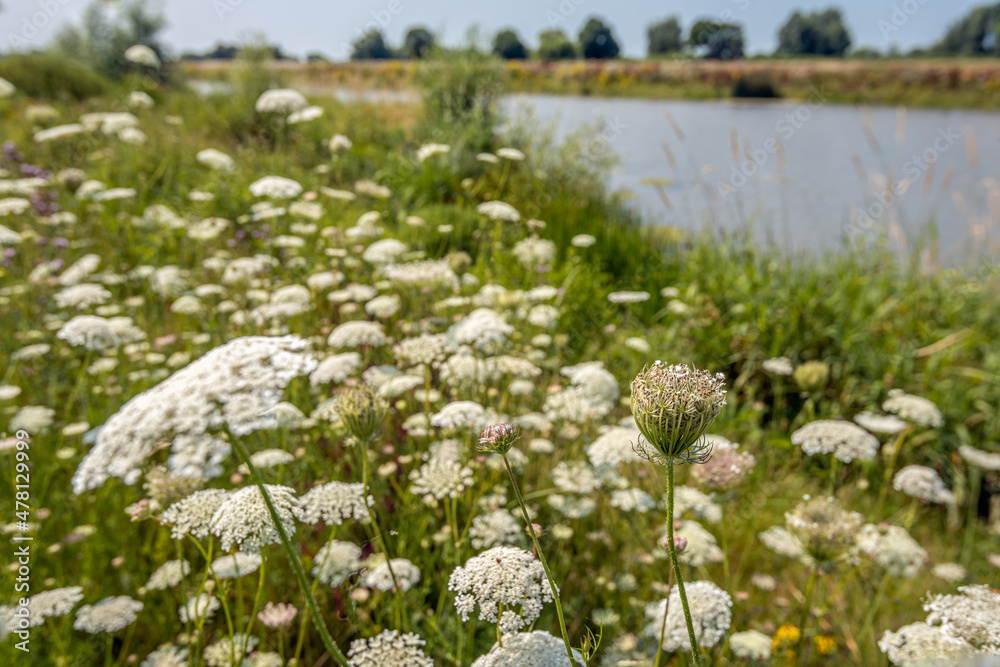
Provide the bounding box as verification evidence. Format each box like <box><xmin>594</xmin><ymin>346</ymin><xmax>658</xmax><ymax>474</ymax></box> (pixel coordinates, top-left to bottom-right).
<box><xmin>629</xmin><ymin>362</ymin><xmax>727</xmax><ymax>464</ymax></box>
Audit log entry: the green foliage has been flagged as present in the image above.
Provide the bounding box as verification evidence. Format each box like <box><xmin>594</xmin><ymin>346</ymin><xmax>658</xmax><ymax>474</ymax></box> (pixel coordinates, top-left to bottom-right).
<box><xmin>933</xmin><ymin>2</ymin><xmax>1000</xmax><ymax>55</ymax></box>
<box><xmin>647</xmin><ymin>16</ymin><xmax>684</xmax><ymax>56</ymax></box>
<box><xmin>537</xmin><ymin>29</ymin><xmax>578</xmax><ymax>60</ymax></box>
<box><xmin>578</xmin><ymin>17</ymin><xmax>621</xmax><ymax>59</ymax></box>
<box><xmin>777</xmin><ymin>8</ymin><xmax>852</xmax><ymax>57</ymax></box>
<box><xmin>52</xmin><ymin>0</ymin><xmax>166</xmax><ymax>80</ymax></box>
<box><xmin>415</xmin><ymin>51</ymin><xmax>507</xmax><ymax>153</ymax></box>
<box><xmin>492</xmin><ymin>29</ymin><xmax>528</xmax><ymax>60</ymax></box>
<box><xmin>731</xmin><ymin>73</ymin><xmax>781</xmax><ymax>98</ymax></box>
<box><xmin>350</xmin><ymin>29</ymin><xmax>393</xmax><ymax>60</ymax></box>
<box><xmin>0</xmin><ymin>52</ymin><xmax>111</xmax><ymax>101</ymax></box>
<box><xmin>403</xmin><ymin>27</ymin><xmax>436</xmax><ymax>59</ymax></box>
<box><xmin>689</xmin><ymin>19</ymin><xmax>745</xmax><ymax>59</ymax></box>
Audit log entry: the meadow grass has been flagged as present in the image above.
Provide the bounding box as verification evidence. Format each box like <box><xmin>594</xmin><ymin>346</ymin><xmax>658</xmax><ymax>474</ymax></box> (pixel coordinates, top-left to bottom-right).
<box><xmin>0</xmin><ymin>62</ymin><xmax>998</xmax><ymax>666</ymax></box>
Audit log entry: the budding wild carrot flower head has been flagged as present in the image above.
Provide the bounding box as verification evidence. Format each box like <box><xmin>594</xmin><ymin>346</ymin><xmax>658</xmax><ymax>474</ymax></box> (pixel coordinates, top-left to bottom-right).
<box><xmin>339</xmin><ymin>385</ymin><xmax>388</xmax><ymax>443</ymax></box>
<box><xmin>629</xmin><ymin>362</ymin><xmax>727</xmax><ymax>464</ymax></box>
<box><xmin>478</xmin><ymin>423</ymin><xmax>520</xmax><ymax>455</ymax></box>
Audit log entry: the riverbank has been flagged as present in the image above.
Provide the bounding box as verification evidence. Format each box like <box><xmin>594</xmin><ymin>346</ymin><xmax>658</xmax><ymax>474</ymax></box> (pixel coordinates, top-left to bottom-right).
<box><xmin>180</xmin><ymin>58</ymin><xmax>1000</xmax><ymax>110</ymax></box>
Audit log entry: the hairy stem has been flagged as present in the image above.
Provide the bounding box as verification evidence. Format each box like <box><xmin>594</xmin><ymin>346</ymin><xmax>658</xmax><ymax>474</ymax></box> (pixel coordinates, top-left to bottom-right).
<box><xmin>666</xmin><ymin>462</ymin><xmax>703</xmax><ymax>667</ymax></box>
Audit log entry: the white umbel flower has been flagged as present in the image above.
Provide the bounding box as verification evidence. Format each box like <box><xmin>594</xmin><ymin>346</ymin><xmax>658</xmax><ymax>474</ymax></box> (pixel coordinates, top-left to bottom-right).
<box><xmin>471</xmin><ymin>630</ymin><xmax>585</xmax><ymax>666</ymax></box>
<box><xmin>362</xmin><ymin>558</ymin><xmax>421</xmax><ymax>592</ymax></box>
<box><xmin>255</xmin><ymin>88</ymin><xmax>308</xmax><ymax>114</ymax></box>
<box><xmin>209</xmin><ymin>484</ymin><xmax>297</xmax><ymax>554</ymax></box>
<box><xmin>893</xmin><ymin>465</ymin><xmax>955</xmax><ymax>504</ymax></box>
<box><xmin>883</xmin><ymin>389</ymin><xmax>943</xmax><ymax>428</ymax></box>
<box><xmin>327</xmin><ymin>321</ymin><xmax>386</xmax><ymax>349</ymax></box>
<box><xmin>644</xmin><ymin>581</ymin><xmax>732</xmax><ymax>652</ymax></box>
<box><xmin>249</xmin><ymin>176</ymin><xmax>303</xmax><ymax>199</ymax></box>
<box><xmin>310</xmin><ymin>352</ymin><xmax>362</xmax><ymax>385</ymax></box>
<box><xmin>124</xmin><ymin>45</ymin><xmax>160</xmax><ymax>68</ymax></box>
<box><xmin>448</xmin><ymin>547</ymin><xmax>554</xmax><ymax>634</ymax></box>
<box><xmin>57</xmin><ymin>315</ymin><xmax>120</xmax><ymax>350</ymax></box>
<box><xmin>161</xmin><ymin>489</ymin><xmax>231</xmax><ymax>540</ymax></box>
<box><xmin>878</xmin><ymin>623</ymin><xmax>974</xmax><ymax>666</ymax></box>
<box><xmin>476</xmin><ymin>200</ymin><xmax>520</xmax><ymax>222</ymax></box>
<box><xmin>74</xmin><ymin>596</ymin><xmax>143</xmax><ymax>633</ymax></box>
<box><xmin>347</xmin><ymin>630</ymin><xmax>433</xmax><ymax>667</ymax></box>
<box><xmin>25</xmin><ymin>587</ymin><xmax>84</xmax><ymax>626</ymax></box>
<box><xmin>409</xmin><ymin>458</ymin><xmax>474</xmax><ymax>506</ymax></box>
<box><xmin>730</xmin><ymin>630</ymin><xmax>772</xmax><ymax>660</ymax></box>
<box><xmin>196</xmin><ymin>148</ymin><xmax>234</xmax><ymax>172</ymax></box>
<box><xmin>791</xmin><ymin>419</ymin><xmax>880</xmax><ymax>463</ymax></box>
<box><xmin>72</xmin><ymin>336</ymin><xmax>315</xmax><ymax>493</ymax></box>
<box><xmin>295</xmin><ymin>481</ymin><xmax>373</xmax><ymax>525</ymax></box>
<box><xmin>312</xmin><ymin>540</ymin><xmax>362</xmax><ymax>586</ymax></box>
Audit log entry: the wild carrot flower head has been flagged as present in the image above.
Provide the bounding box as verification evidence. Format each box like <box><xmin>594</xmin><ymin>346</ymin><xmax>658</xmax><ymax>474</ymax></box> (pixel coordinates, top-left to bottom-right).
<box><xmin>339</xmin><ymin>385</ymin><xmax>387</xmax><ymax>443</ymax></box>
<box><xmin>629</xmin><ymin>362</ymin><xmax>727</xmax><ymax>464</ymax></box>
<box><xmin>478</xmin><ymin>423</ymin><xmax>520</xmax><ymax>455</ymax></box>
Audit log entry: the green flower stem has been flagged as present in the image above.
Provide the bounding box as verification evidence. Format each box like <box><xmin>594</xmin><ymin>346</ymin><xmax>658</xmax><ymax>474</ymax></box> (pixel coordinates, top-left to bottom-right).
<box><xmin>225</xmin><ymin>427</ymin><xmax>350</xmax><ymax>667</ymax></box>
<box><xmin>502</xmin><ymin>454</ymin><xmax>576</xmax><ymax>664</ymax></box>
<box><xmin>962</xmin><ymin>467</ymin><xmax>981</xmax><ymax>566</ymax></box>
<box><xmin>356</xmin><ymin>437</ymin><xmax>410</xmax><ymax>632</ymax></box>
<box><xmin>797</xmin><ymin>565</ymin><xmax>818</xmax><ymax>659</ymax></box>
<box><xmin>666</xmin><ymin>462</ymin><xmax>703</xmax><ymax>667</ymax></box>
<box><xmin>241</xmin><ymin>553</ymin><xmax>267</xmax><ymax>657</ymax></box>
<box><xmin>858</xmin><ymin>570</ymin><xmax>891</xmax><ymax>648</ymax></box>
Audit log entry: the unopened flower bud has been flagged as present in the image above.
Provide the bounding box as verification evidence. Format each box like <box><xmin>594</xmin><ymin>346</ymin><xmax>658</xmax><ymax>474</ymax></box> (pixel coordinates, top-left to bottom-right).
<box><xmin>339</xmin><ymin>385</ymin><xmax>387</xmax><ymax>443</ymax></box>
<box><xmin>630</xmin><ymin>361</ymin><xmax>727</xmax><ymax>464</ymax></box>
<box><xmin>478</xmin><ymin>423</ymin><xmax>520</xmax><ymax>455</ymax></box>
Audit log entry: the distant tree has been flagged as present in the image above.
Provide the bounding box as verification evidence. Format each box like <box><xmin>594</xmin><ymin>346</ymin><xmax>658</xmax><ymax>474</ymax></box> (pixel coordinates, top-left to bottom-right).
<box><xmin>537</xmin><ymin>29</ymin><xmax>577</xmax><ymax>60</ymax></box>
<box><xmin>933</xmin><ymin>3</ymin><xmax>1000</xmax><ymax>55</ymax></box>
<box><xmin>689</xmin><ymin>20</ymin><xmax>744</xmax><ymax>59</ymax></box>
<box><xmin>647</xmin><ymin>16</ymin><xmax>683</xmax><ymax>56</ymax></box>
<box><xmin>777</xmin><ymin>8</ymin><xmax>851</xmax><ymax>56</ymax></box>
<box><xmin>493</xmin><ymin>29</ymin><xmax>528</xmax><ymax>59</ymax></box>
<box><xmin>306</xmin><ymin>52</ymin><xmax>330</xmax><ymax>63</ymax></box>
<box><xmin>52</xmin><ymin>0</ymin><xmax>166</xmax><ymax>79</ymax></box>
<box><xmin>403</xmin><ymin>27</ymin><xmax>435</xmax><ymax>59</ymax></box>
<box><xmin>351</xmin><ymin>29</ymin><xmax>393</xmax><ymax>60</ymax></box>
<box><xmin>850</xmin><ymin>46</ymin><xmax>883</xmax><ymax>59</ymax></box>
<box><xmin>578</xmin><ymin>17</ymin><xmax>620</xmax><ymax>59</ymax></box>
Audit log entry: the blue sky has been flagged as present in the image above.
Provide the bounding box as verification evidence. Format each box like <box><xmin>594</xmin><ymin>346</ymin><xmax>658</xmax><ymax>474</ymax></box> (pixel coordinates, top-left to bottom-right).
<box><xmin>1</xmin><ymin>0</ymin><xmax>989</xmax><ymax>59</ymax></box>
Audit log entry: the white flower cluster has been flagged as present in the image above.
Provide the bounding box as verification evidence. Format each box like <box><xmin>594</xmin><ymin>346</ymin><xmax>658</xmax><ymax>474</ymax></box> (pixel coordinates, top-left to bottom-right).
<box><xmin>73</xmin><ymin>596</ymin><xmax>143</xmax><ymax>633</ymax></box>
<box><xmin>327</xmin><ymin>321</ymin><xmax>387</xmax><ymax>349</ymax></box>
<box><xmin>471</xmin><ymin>630</ymin><xmax>584</xmax><ymax>666</ymax></box>
<box><xmin>447</xmin><ymin>308</ymin><xmax>514</xmax><ymax>354</ymax></box>
<box><xmin>791</xmin><ymin>419</ymin><xmax>880</xmax><ymax>463</ymax></box>
<box><xmin>312</xmin><ymin>540</ymin><xmax>362</xmax><ymax>586</ymax></box>
<box><xmin>882</xmin><ymin>389</ymin><xmax>944</xmax><ymax>428</ymax></box>
<box><xmin>893</xmin><ymin>465</ymin><xmax>955</xmax><ymax>505</ymax></box>
<box><xmin>295</xmin><ymin>481</ymin><xmax>373</xmax><ymax>525</ymax></box>
<box><xmin>449</xmin><ymin>547</ymin><xmax>554</xmax><ymax>634</ymax></box>
<box><xmin>854</xmin><ymin>523</ymin><xmax>927</xmax><ymax>578</ymax></box>
<box><xmin>431</xmin><ymin>401</ymin><xmax>489</xmax><ymax>432</ymax></box>
<box><xmin>468</xmin><ymin>509</ymin><xmax>523</xmax><ymax>550</ymax></box>
<box><xmin>208</xmin><ymin>484</ymin><xmax>297</xmax><ymax>554</ymax></box>
<box><xmin>347</xmin><ymin>630</ymin><xmax>433</xmax><ymax>667</ymax></box>
<box><xmin>72</xmin><ymin>336</ymin><xmax>316</xmax><ymax>493</ymax></box>
<box><xmin>160</xmin><ymin>489</ymin><xmax>230</xmax><ymax>540</ymax></box>
<box><xmin>644</xmin><ymin>581</ymin><xmax>732</xmax><ymax>652</ymax></box>
<box><xmin>362</xmin><ymin>558</ymin><xmax>421</xmax><ymax>592</ymax></box>
<box><xmin>409</xmin><ymin>458</ymin><xmax>474</xmax><ymax>506</ymax></box>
